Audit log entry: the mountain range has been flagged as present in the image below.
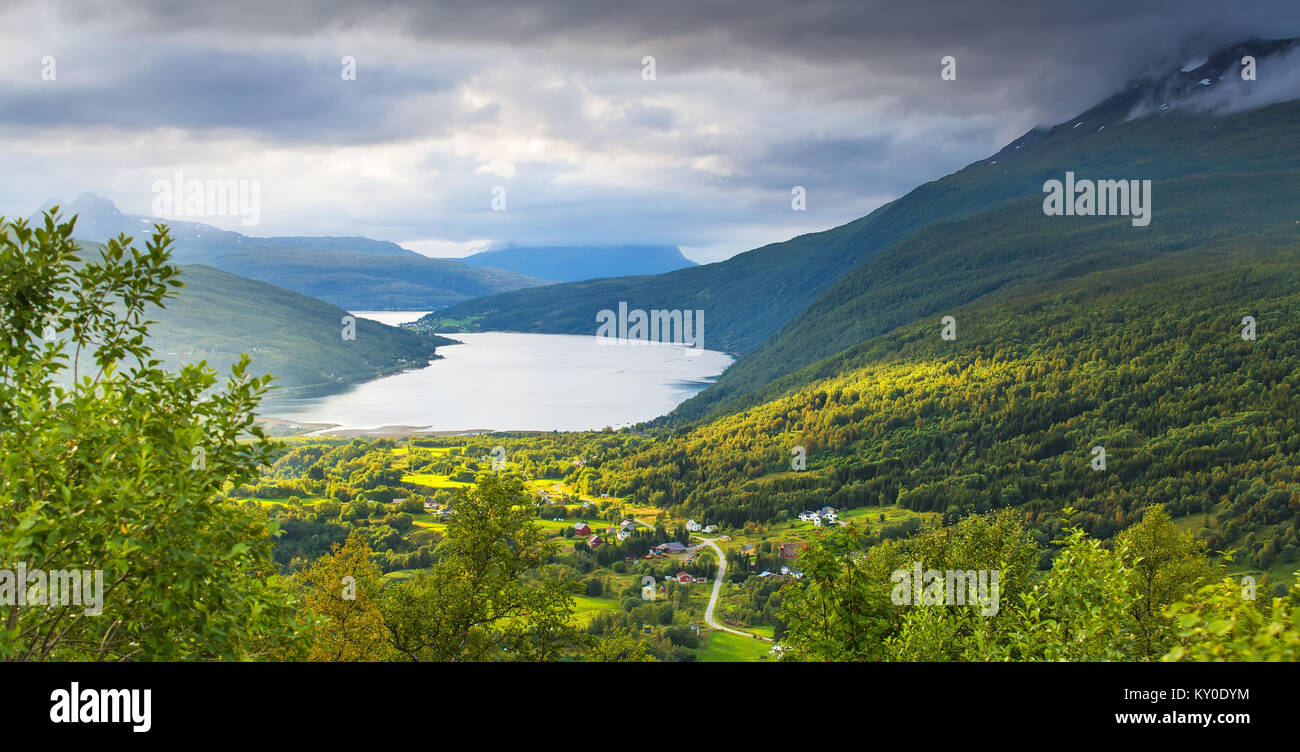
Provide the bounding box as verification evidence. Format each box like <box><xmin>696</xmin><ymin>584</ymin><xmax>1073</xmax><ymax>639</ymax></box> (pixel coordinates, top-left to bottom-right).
<box><xmin>68</xmin><ymin>254</ymin><xmax>456</xmax><ymax>397</ymax></box>
<box><xmin>459</xmin><ymin>245</ymin><xmax>696</xmax><ymax>282</ymax></box>
<box><xmin>32</xmin><ymin>194</ymin><xmax>547</xmax><ymax>310</ymax></box>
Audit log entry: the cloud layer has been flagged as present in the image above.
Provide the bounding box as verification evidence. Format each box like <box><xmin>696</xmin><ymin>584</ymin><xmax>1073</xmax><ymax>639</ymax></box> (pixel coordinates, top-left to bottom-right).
<box><xmin>2</xmin><ymin>0</ymin><xmax>1297</xmax><ymax>261</ymax></box>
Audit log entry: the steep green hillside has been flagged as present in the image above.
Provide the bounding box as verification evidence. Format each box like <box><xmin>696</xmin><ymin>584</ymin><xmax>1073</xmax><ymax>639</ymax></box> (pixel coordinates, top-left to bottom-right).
<box><xmin>595</xmin><ymin>235</ymin><xmax>1300</xmax><ymax>575</ymax></box>
<box><xmin>675</xmin><ymin>163</ymin><xmax>1300</xmax><ymax>421</ymax></box>
<box><xmin>145</xmin><ymin>264</ymin><xmax>454</xmax><ymax>396</ymax></box>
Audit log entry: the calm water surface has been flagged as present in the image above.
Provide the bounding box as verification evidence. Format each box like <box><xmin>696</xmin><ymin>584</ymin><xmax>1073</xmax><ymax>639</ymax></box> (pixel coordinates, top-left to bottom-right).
<box><xmin>262</xmin><ymin>313</ymin><xmax>732</xmax><ymax>432</ymax></box>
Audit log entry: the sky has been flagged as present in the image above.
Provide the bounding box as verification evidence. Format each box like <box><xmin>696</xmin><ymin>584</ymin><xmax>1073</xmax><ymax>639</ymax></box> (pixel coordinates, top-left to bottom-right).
<box><xmin>1</xmin><ymin>0</ymin><xmax>1297</xmax><ymax>263</ymax></box>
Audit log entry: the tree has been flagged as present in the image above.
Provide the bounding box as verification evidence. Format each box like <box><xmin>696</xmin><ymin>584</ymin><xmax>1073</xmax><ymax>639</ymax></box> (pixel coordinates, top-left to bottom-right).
<box><xmin>982</xmin><ymin>529</ymin><xmax>1136</xmax><ymax>661</ymax></box>
<box><xmin>776</xmin><ymin>526</ymin><xmax>898</xmax><ymax>661</ymax></box>
<box><xmin>0</xmin><ymin>214</ymin><xmax>304</xmax><ymax>660</ymax></box>
<box><xmin>1116</xmin><ymin>504</ymin><xmax>1213</xmax><ymax>659</ymax></box>
<box><xmin>378</xmin><ymin>473</ymin><xmax>578</xmax><ymax>661</ymax></box>
<box><xmin>1163</xmin><ymin>577</ymin><xmax>1300</xmax><ymax>662</ymax></box>
<box><xmin>299</xmin><ymin>531</ymin><xmax>389</xmax><ymax>661</ymax></box>
<box><xmin>587</xmin><ymin>629</ymin><xmax>657</xmax><ymax>662</ymax></box>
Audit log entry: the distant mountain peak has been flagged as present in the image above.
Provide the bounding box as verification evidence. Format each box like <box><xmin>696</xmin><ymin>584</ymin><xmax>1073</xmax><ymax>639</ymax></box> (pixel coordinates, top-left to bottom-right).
<box><xmin>70</xmin><ymin>191</ymin><xmax>120</xmax><ymax>211</ymax></box>
<box><xmin>461</xmin><ymin>244</ymin><xmax>696</xmax><ymax>282</ymax></box>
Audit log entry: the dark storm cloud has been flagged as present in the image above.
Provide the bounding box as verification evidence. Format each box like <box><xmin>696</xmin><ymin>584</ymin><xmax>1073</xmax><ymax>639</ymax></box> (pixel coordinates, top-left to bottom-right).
<box><xmin>2</xmin><ymin>0</ymin><xmax>1297</xmax><ymax>259</ymax></box>
<box><xmin>0</xmin><ymin>43</ymin><xmax>478</xmax><ymax>143</ymax></box>
<box><xmin>37</xmin><ymin>0</ymin><xmax>1300</xmax><ymax>125</ymax></box>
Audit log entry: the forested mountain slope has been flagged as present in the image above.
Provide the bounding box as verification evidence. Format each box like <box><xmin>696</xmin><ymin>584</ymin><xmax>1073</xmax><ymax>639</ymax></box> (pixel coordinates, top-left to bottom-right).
<box><xmin>595</xmin><ymin>232</ymin><xmax>1299</xmax><ymax>575</ymax></box>
<box><xmin>145</xmin><ymin>264</ymin><xmax>453</xmax><ymax>396</ymax></box>
<box><xmin>673</xmin><ymin>156</ymin><xmax>1300</xmax><ymax>421</ymax></box>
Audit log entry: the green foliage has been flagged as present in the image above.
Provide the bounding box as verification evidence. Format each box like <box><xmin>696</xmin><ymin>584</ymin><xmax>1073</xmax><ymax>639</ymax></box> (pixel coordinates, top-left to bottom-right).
<box><xmin>776</xmin><ymin>526</ymin><xmax>899</xmax><ymax>661</ymax></box>
<box><xmin>586</xmin><ymin>628</ymin><xmax>658</xmax><ymax>662</ymax></box>
<box><xmin>299</xmin><ymin>531</ymin><xmax>388</xmax><ymax>661</ymax></box>
<box><xmin>775</xmin><ymin>507</ymin><xmax>1293</xmax><ymax>662</ymax></box>
<box><xmin>1117</xmin><ymin>504</ymin><xmax>1214</xmax><ymax>659</ymax></box>
<box><xmin>378</xmin><ymin>473</ymin><xmax>579</xmax><ymax>661</ymax></box>
<box><xmin>0</xmin><ymin>212</ymin><xmax>305</xmax><ymax>660</ymax></box>
<box><xmin>1164</xmin><ymin>577</ymin><xmax>1300</xmax><ymax>661</ymax></box>
<box><xmin>982</xmin><ymin>529</ymin><xmax>1136</xmax><ymax>661</ymax></box>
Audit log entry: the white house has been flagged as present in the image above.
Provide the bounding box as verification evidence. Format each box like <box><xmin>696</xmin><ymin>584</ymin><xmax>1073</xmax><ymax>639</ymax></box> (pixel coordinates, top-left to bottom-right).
<box><xmin>685</xmin><ymin>519</ymin><xmax>702</xmax><ymax>532</ymax></box>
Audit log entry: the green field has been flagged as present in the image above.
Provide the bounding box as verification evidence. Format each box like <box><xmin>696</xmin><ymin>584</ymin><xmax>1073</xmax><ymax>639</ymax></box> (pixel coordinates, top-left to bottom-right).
<box><xmin>699</xmin><ymin>631</ymin><xmax>773</xmax><ymax>662</ymax></box>
<box><xmin>401</xmin><ymin>472</ymin><xmax>471</xmax><ymax>489</ymax></box>
<box><xmin>232</xmin><ymin>496</ymin><xmax>328</xmax><ymax>508</ymax></box>
<box><xmin>571</xmin><ymin>595</ymin><xmax>620</xmax><ymax>625</ymax></box>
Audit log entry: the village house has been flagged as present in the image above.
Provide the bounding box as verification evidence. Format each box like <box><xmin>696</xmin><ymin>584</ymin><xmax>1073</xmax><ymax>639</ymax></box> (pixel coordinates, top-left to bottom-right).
<box><xmin>588</xmin><ymin>535</ymin><xmax>603</xmax><ymax>549</ymax></box>
<box><xmin>799</xmin><ymin>506</ymin><xmax>840</xmax><ymax>525</ymax></box>
<box><xmin>573</xmin><ymin>523</ymin><xmax>593</xmax><ymax>536</ymax></box>
<box><xmin>685</xmin><ymin>520</ymin><xmax>702</xmax><ymax>532</ymax></box>
<box><xmin>652</xmin><ymin>541</ymin><xmax>689</xmax><ymax>555</ymax></box>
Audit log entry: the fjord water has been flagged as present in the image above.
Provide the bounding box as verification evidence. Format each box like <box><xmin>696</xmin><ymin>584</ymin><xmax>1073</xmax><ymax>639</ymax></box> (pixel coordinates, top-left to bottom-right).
<box><xmin>262</xmin><ymin>320</ymin><xmax>733</xmax><ymax>432</ymax></box>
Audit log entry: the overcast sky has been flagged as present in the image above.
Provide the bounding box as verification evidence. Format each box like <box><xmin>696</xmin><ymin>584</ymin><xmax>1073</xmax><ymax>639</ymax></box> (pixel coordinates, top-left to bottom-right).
<box><xmin>1</xmin><ymin>1</ymin><xmax>1296</xmax><ymax>262</ymax></box>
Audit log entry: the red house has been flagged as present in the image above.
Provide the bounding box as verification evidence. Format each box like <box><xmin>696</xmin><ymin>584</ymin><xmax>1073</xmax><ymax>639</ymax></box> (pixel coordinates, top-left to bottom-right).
<box><xmin>573</xmin><ymin>523</ymin><xmax>592</xmax><ymax>536</ymax></box>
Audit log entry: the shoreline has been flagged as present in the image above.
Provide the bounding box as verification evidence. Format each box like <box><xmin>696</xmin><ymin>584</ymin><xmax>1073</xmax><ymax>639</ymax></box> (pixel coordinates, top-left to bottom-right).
<box><xmin>254</xmin><ymin>418</ymin><xmax>562</xmax><ymax>438</ymax></box>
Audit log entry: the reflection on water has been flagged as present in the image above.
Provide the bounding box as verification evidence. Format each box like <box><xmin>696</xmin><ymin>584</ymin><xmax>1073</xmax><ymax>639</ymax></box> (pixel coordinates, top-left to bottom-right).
<box><xmin>262</xmin><ymin>329</ymin><xmax>733</xmax><ymax>433</ymax></box>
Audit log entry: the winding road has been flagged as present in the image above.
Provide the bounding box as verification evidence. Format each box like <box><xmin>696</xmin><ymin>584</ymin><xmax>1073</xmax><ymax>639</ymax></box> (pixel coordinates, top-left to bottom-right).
<box><xmin>692</xmin><ymin>536</ymin><xmax>772</xmax><ymax>641</ymax></box>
